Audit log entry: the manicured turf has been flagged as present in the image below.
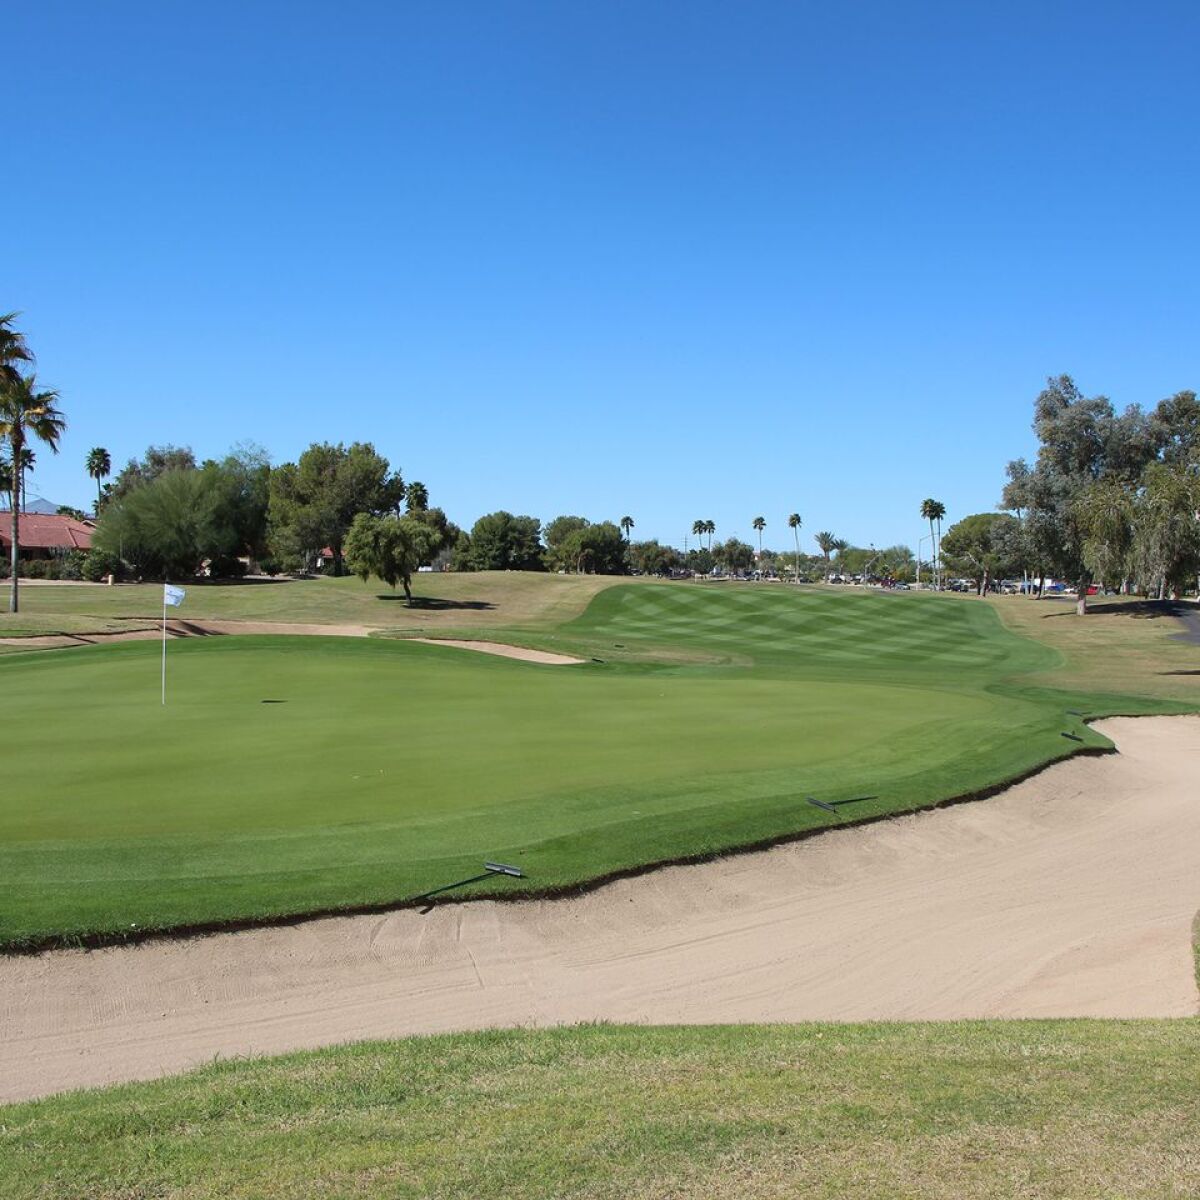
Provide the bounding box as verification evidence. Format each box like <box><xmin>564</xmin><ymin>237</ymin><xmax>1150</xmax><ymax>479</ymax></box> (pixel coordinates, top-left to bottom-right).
<box><xmin>4</xmin><ymin>1021</ymin><xmax>1198</xmax><ymax>1199</ymax></box>
<box><xmin>1</xmin><ymin>583</ymin><xmax>1184</xmax><ymax>950</ymax></box>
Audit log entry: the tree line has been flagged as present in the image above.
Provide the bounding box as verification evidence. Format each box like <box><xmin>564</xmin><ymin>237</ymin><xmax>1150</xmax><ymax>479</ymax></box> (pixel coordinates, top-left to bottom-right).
<box><xmin>936</xmin><ymin>376</ymin><xmax>1200</xmax><ymax>611</ymax></box>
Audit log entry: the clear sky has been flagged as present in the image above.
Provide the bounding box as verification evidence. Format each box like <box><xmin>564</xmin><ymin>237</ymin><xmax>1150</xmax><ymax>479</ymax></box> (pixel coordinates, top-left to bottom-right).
<box><xmin>8</xmin><ymin>1</ymin><xmax>1198</xmax><ymax>553</ymax></box>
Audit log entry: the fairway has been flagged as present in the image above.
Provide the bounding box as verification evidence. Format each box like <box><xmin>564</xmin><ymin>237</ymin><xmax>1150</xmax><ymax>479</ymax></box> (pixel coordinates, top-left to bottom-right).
<box><xmin>0</xmin><ymin>584</ymin><xmax>1179</xmax><ymax>949</ymax></box>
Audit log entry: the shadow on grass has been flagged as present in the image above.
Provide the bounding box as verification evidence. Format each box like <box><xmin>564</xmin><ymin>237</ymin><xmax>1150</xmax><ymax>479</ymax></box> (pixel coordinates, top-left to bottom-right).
<box><xmin>375</xmin><ymin>596</ymin><xmax>496</xmax><ymax>611</ymax></box>
<box><xmin>1043</xmin><ymin>600</ymin><xmax>1186</xmax><ymax>620</ymax></box>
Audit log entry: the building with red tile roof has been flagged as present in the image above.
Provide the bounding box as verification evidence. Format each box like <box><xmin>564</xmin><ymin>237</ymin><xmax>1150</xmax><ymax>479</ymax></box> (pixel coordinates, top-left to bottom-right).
<box><xmin>0</xmin><ymin>513</ymin><xmax>94</xmax><ymax>555</ymax></box>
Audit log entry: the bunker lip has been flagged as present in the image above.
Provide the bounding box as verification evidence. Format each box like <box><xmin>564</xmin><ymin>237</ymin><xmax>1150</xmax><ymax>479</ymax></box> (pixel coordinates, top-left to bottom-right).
<box><xmin>409</xmin><ymin>637</ymin><xmax>587</xmax><ymax>665</ymax></box>
<box><xmin>2</xmin><ymin>716</ymin><xmax>1198</xmax><ymax>1104</ymax></box>
<box><xmin>0</xmin><ymin>726</ymin><xmax>1126</xmax><ymax>957</ymax></box>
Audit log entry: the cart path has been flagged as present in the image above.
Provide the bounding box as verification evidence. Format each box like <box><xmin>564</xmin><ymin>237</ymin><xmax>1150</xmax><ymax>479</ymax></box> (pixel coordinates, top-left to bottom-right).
<box><xmin>2</xmin><ymin>716</ymin><xmax>1197</xmax><ymax>1103</ymax></box>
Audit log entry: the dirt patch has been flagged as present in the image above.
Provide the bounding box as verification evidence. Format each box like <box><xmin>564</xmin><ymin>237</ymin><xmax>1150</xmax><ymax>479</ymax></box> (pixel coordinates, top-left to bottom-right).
<box><xmin>410</xmin><ymin>638</ymin><xmax>587</xmax><ymax>664</ymax></box>
<box><xmin>1</xmin><ymin>716</ymin><xmax>1198</xmax><ymax>1102</ymax></box>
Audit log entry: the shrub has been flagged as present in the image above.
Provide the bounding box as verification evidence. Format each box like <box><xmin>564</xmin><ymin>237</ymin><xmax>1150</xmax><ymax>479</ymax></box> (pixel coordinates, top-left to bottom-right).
<box><xmin>59</xmin><ymin>551</ymin><xmax>87</xmax><ymax>581</ymax></box>
<box><xmin>206</xmin><ymin>555</ymin><xmax>248</xmax><ymax>579</ymax></box>
<box><xmin>81</xmin><ymin>550</ymin><xmax>123</xmax><ymax>583</ymax></box>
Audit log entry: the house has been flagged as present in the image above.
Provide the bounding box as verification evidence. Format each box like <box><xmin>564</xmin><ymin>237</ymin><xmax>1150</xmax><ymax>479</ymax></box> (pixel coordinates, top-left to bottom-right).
<box><xmin>0</xmin><ymin>513</ymin><xmax>94</xmax><ymax>558</ymax></box>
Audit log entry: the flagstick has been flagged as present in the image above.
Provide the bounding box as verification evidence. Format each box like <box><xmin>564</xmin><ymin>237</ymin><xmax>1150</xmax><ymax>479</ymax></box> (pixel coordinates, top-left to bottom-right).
<box><xmin>161</xmin><ymin>588</ymin><xmax>167</xmax><ymax>706</ymax></box>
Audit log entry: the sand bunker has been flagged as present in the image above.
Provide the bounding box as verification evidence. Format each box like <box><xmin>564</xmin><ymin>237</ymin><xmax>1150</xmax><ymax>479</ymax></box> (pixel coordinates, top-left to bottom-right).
<box><xmin>411</xmin><ymin>638</ymin><xmax>586</xmax><ymax>664</ymax></box>
<box><xmin>1</xmin><ymin>716</ymin><xmax>1197</xmax><ymax>1102</ymax></box>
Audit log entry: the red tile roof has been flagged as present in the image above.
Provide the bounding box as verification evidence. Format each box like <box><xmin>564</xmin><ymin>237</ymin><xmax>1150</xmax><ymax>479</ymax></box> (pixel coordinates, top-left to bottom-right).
<box><xmin>0</xmin><ymin>513</ymin><xmax>94</xmax><ymax>551</ymax></box>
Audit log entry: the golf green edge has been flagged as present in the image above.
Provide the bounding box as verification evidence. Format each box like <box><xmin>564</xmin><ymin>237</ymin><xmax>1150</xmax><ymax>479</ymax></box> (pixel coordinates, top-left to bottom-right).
<box><xmin>0</xmin><ymin>584</ymin><xmax>1193</xmax><ymax>952</ymax></box>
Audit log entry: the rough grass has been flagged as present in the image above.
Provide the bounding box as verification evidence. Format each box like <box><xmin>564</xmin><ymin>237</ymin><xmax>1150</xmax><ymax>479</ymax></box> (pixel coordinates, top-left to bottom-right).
<box><xmin>990</xmin><ymin>593</ymin><xmax>1200</xmax><ymax>704</ymax></box>
<box><xmin>1</xmin><ymin>584</ymin><xmax>1192</xmax><ymax>950</ymax></box>
<box><xmin>0</xmin><ymin>571</ymin><xmax>631</xmax><ymax>635</ymax></box>
<box><xmin>3</xmin><ymin>1021</ymin><xmax>1198</xmax><ymax>1199</ymax></box>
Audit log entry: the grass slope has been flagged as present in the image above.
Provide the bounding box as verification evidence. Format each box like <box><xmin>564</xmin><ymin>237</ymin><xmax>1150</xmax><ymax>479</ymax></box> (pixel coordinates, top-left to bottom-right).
<box><xmin>0</xmin><ymin>571</ymin><xmax>627</xmax><ymax>634</ymax></box>
<box><xmin>2</xmin><ymin>584</ymin><xmax>1188</xmax><ymax>949</ymax></box>
<box><xmin>4</xmin><ymin>1022</ymin><xmax>1198</xmax><ymax>1199</ymax></box>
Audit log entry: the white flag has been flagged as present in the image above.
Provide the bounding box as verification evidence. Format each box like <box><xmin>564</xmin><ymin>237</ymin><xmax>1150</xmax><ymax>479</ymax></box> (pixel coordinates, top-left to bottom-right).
<box><xmin>164</xmin><ymin>584</ymin><xmax>186</xmax><ymax>607</ymax></box>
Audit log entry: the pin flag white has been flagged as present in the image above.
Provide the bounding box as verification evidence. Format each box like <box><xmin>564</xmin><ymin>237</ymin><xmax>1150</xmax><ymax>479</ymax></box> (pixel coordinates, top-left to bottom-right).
<box><xmin>161</xmin><ymin>584</ymin><xmax>186</xmax><ymax>704</ymax></box>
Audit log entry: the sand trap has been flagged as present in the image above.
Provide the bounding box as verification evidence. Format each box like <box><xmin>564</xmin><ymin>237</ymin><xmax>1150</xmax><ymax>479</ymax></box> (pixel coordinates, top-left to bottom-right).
<box><xmin>411</xmin><ymin>637</ymin><xmax>586</xmax><ymax>664</ymax></box>
<box><xmin>1</xmin><ymin>716</ymin><xmax>1197</xmax><ymax>1102</ymax></box>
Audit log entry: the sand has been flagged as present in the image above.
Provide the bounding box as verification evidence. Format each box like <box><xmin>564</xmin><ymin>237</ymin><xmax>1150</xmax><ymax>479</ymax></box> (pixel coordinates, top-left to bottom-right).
<box><xmin>1</xmin><ymin>716</ymin><xmax>1197</xmax><ymax>1103</ymax></box>
<box><xmin>411</xmin><ymin>638</ymin><xmax>587</xmax><ymax>664</ymax></box>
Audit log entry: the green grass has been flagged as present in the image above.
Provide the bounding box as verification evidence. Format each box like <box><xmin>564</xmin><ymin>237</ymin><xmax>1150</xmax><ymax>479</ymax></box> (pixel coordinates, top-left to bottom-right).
<box><xmin>1</xmin><ymin>583</ymin><xmax>1190</xmax><ymax>950</ymax></box>
<box><xmin>4</xmin><ymin>1021</ymin><xmax>1198</xmax><ymax>1199</ymax></box>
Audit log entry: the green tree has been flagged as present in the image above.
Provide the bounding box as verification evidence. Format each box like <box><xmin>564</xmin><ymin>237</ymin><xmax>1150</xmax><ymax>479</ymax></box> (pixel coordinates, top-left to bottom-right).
<box><xmin>1134</xmin><ymin>464</ymin><xmax>1200</xmax><ymax>599</ymax></box>
<box><xmin>814</xmin><ymin>530</ymin><xmax>837</xmax><ymax>579</ymax></box>
<box><xmin>0</xmin><ymin>313</ymin><xmax>33</xmax><ymax>390</ymax></box>
<box><xmin>16</xmin><ymin>447</ymin><xmax>34</xmax><ymax>511</ymax></box>
<box><xmin>558</xmin><ymin>521</ymin><xmax>628</xmax><ymax>575</ymax></box>
<box><xmin>716</xmin><ymin>538</ymin><xmax>755</xmax><ymax>573</ymax></box>
<box><xmin>832</xmin><ymin>538</ymin><xmax>850</xmax><ymax>578</ymax></box>
<box><xmin>628</xmin><ymin>539</ymin><xmax>680</xmax><ymax>576</ymax></box>
<box><xmin>268</xmin><ymin>442</ymin><xmax>403</xmax><ymax>574</ymax></box>
<box><xmin>1</xmin><ymin>374</ymin><xmax>66</xmax><ymax>612</ymax></box>
<box><xmin>466</xmin><ymin>511</ymin><xmax>544</xmax><ymax>571</ymax></box>
<box><xmin>544</xmin><ymin>515</ymin><xmax>591</xmax><ymax>571</ymax></box>
<box><xmin>787</xmin><ymin>513</ymin><xmax>802</xmax><ymax>581</ymax></box>
<box><xmin>940</xmin><ymin>513</ymin><xmax>1022</xmax><ymax>594</ymax></box>
<box><xmin>1006</xmin><ymin>375</ymin><xmax>1156</xmax><ymax>614</ymax></box>
<box><xmin>752</xmin><ymin>516</ymin><xmax>765</xmax><ymax>560</ymax></box>
<box><xmin>920</xmin><ymin>498</ymin><xmax>946</xmax><ymax>588</ymax></box>
<box><xmin>620</xmin><ymin>515</ymin><xmax>634</xmax><ymax>541</ymax></box>
<box><xmin>109</xmin><ymin>445</ymin><xmax>198</xmax><ymax>503</ymax></box>
<box><xmin>86</xmin><ymin>447</ymin><xmax>112</xmax><ymax>512</ymax></box>
<box><xmin>343</xmin><ymin>513</ymin><xmax>439</xmax><ymax>604</ymax></box>
<box><xmin>405</xmin><ymin>481</ymin><xmax>429</xmax><ymax>513</ymax></box>
<box><xmin>1075</xmin><ymin>480</ymin><xmax>1135</xmax><ymax>593</ymax></box>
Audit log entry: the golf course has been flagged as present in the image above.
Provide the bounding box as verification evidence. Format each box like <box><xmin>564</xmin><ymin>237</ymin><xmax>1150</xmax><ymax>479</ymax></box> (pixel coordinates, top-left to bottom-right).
<box><xmin>1</xmin><ymin>578</ymin><xmax>1185</xmax><ymax>952</ymax></box>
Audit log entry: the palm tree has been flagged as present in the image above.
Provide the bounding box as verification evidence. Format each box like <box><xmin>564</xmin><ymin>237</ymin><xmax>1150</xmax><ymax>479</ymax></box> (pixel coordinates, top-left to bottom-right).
<box><xmin>1</xmin><ymin>374</ymin><xmax>67</xmax><ymax>613</ymax></box>
<box><xmin>17</xmin><ymin>448</ymin><xmax>34</xmax><ymax>512</ymax></box>
<box><xmin>920</xmin><ymin>498</ymin><xmax>947</xmax><ymax>588</ymax></box>
<box><xmin>752</xmin><ymin>516</ymin><xmax>765</xmax><ymax>561</ymax></box>
<box><xmin>815</xmin><ymin>530</ymin><xmax>836</xmax><ymax>580</ymax></box>
<box><xmin>620</xmin><ymin>515</ymin><xmax>634</xmax><ymax>541</ymax></box>
<box><xmin>0</xmin><ymin>313</ymin><xmax>33</xmax><ymax>389</ymax></box>
<box><xmin>832</xmin><ymin>537</ymin><xmax>850</xmax><ymax>579</ymax></box>
<box><xmin>787</xmin><ymin>513</ymin><xmax>802</xmax><ymax>580</ymax></box>
<box><xmin>704</xmin><ymin>519</ymin><xmax>716</xmax><ymax>550</ymax></box>
<box><xmin>86</xmin><ymin>447</ymin><xmax>112</xmax><ymax>512</ymax></box>
<box><xmin>0</xmin><ymin>455</ymin><xmax>11</xmax><ymax>511</ymax></box>
<box><xmin>691</xmin><ymin>519</ymin><xmax>705</xmax><ymax>555</ymax></box>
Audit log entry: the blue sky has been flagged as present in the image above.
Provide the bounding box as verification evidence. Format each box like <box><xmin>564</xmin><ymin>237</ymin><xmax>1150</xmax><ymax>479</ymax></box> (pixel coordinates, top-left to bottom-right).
<box><xmin>8</xmin><ymin>1</ymin><xmax>1198</xmax><ymax>553</ymax></box>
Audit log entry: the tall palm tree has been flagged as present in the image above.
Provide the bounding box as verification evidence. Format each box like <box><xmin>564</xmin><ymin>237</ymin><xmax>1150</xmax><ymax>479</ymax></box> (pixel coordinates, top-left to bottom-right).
<box><xmin>704</xmin><ymin>519</ymin><xmax>716</xmax><ymax>550</ymax></box>
<box><xmin>752</xmin><ymin>516</ymin><xmax>765</xmax><ymax>560</ymax></box>
<box><xmin>86</xmin><ymin>447</ymin><xmax>112</xmax><ymax>512</ymax></box>
<box><xmin>787</xmin><ymin>513</ymin><xmax>802</xmax><ymax>580</ymax></box>
<box><xmin>17</xmin><ymin>448</ymin><xmax>34</xmax><ymax>512</ymax></box>
<box><xmin>620</xmin><ymin>515</ymin><xmax>634</xmax><ymax>541</ymax></box>
<box><xmin>815</xmin><ymin>530</ymin><xmax>836</xmax><ymax>580</ymax></box>
<box><xmin>691</xmin><ymin>519</ymin><xmax>705</xmax><ymax>554</ymax></box>
<box><xmin>1</xmin><ymin>374</ymin><xmax>67</xmax><ymax>613</ymax></box>
<box><xmin>920</xmin><ymin>498</ymin><xmax>946</xmax><ymax>588</ymax></box>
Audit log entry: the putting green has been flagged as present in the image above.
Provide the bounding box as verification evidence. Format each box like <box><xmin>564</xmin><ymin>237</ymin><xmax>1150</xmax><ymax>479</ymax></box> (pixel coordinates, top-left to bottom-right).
<box><xmin>0</xmin><ymin>585</ymin><xmax>1174</xmax><ymax>948</ymax></box>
